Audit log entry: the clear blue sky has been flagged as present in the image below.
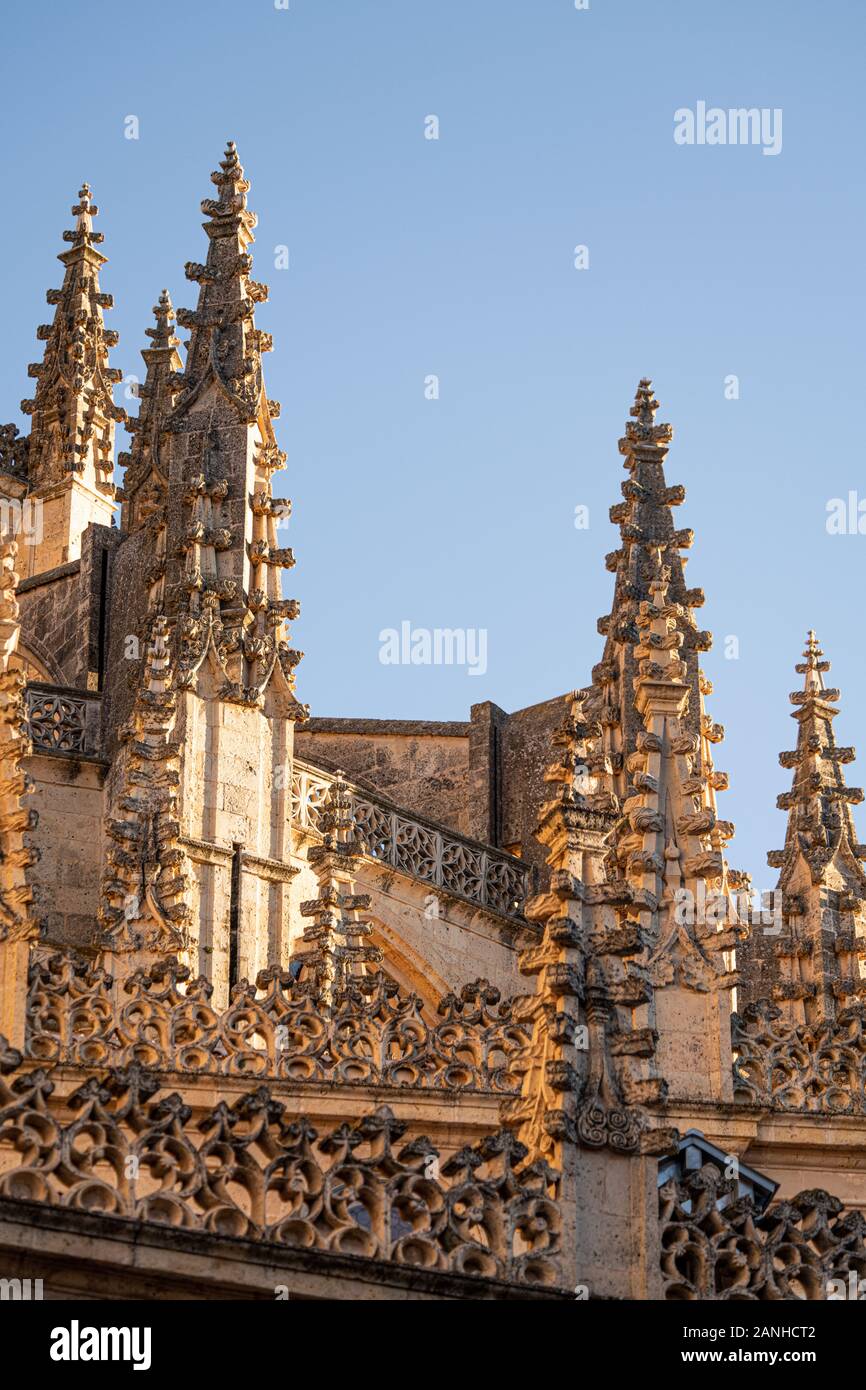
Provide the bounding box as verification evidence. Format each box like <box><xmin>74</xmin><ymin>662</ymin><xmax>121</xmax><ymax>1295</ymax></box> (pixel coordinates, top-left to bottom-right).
<box><xmin>4</xmin><ymin>0</ymin><xmax>865</xmax><ymax>892</ymax></box>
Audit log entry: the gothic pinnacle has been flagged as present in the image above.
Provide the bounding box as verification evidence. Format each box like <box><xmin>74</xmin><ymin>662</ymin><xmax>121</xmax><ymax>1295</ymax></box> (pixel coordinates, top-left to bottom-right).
<box><xmin>590</xmin><ymin>379</ymin><xmax>713</xmax><ymax>762</ymax></box>
<box><xmin>770</xmin><ymin>632</ymin><xmax>865</xmax><ymax>880</ymax></box>
<box><xmin>162</xmin><ymin>144</ymin><xmax>304</xmax><ymax>713</ymax></box>
<box><xmin>295</xmin><ymin>774</ymin><xmax>380</xmax><ymax>1006</ymax></box>
<box><xmin>20</xmin><ymin>182</ymin><xmax>124</xmax><ymax>493</ymax></box>
<box><xmin>0</xmin><ymin>535</ymin><xmax>38</xmax><ymax>943</ymax></box>
<box><xmin>145</xmin><ymin>290</ymin><xmax>180</xmax><ymax>351</ymax></box>
<box><xmin>99</xmin><ymin>616</ymin><xmax>190</xmax><ymax>961</ymax></box>
<box><xmin>119</xmin><ymin>287</ymin><xmax>183</xmax><ymax>541</ymax></box>
<box><xmin>584</xmin><ymin>380</ymin><xmax>742</xmax><ymax>999</ymax></box>
<box><xmin>765</xmin><ymin>632</ymin><xmax>866</xmax><ymax>1022</ymax></box>
<box><xmin>173</xmin><ymin>141</ymin><xmax>270</xmax><ymax>423</ymax></box>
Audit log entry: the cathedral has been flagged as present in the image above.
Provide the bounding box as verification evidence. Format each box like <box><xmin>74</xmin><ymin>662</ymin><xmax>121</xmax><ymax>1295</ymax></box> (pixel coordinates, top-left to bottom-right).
<box><xmin>1</xmin><ymin>142</ymin><xmax>866</xmax><ymax>1302</ymax></box>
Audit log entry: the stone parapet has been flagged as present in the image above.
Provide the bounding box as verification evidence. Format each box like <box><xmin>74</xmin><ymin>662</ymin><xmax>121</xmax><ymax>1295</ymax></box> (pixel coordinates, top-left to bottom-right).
<box><xmin>292</xmin><ymin>759</ymin><xmax>534</xmax><ymax>923</ymax></box>
<box><xmin>0</xmin><ymin>1044</ymin><xmax>564</xmax><ymax>1295</ymax></box>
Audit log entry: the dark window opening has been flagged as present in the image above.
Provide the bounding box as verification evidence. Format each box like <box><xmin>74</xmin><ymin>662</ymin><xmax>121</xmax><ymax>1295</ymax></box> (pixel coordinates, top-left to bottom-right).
<box><xmin>229</xmin><ymin>843</ymin><xmax>243</xmax><ymax>989</ymax></box>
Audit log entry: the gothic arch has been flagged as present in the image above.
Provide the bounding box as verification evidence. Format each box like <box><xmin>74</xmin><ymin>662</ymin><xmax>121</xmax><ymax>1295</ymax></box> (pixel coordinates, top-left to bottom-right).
<box><xmin>364</xmin><ymin>911</ymin><xmax>450</xmax><ymax>1015</ymax></box>
<box><xmin>12</xmin><ymin>635</ymin><xmax>65</xmax><ymax>685</ymax></box>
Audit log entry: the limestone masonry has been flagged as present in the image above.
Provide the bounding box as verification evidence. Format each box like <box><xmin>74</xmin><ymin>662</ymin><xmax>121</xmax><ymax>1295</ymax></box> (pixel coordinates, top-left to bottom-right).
<box><xmin>0</xmin><ymin>145</ymin><xmax>865</xmax><ymax>1301</ymax></box>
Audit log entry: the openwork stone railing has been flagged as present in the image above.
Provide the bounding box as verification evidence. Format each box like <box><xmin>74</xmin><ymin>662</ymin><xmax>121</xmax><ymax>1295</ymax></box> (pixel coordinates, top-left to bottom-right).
<box><xmin>292</xmin><ymin>759</ymin><xmax>533</xmax><ymax>921</ymax></box>
<box><xmin>0</xmin><ymin>1051</ymin><xmax>562</xmax><ymax>1289</ymax></box>
<box><xmin>733</xmin><ymin>998</ymin><xmax>866</xmax><ymax>1114</ymax></box>
<box><xmin>24</xmin><ymin>682</ymin><xmax>102</xmax><ymax>758</ymax></box>
<box><xmin>660</xmin><ymin>1163</ymin><xmax>866</xmax><ymax>1299</ymax></box>
<box><xmin>26</xmin><ymin>953</ymin><xmax>530</xmax><ymax>1092</ymax></box>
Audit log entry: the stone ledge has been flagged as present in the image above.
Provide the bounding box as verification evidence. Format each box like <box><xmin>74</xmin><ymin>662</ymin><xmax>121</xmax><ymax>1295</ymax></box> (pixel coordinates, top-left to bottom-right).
<box><xmin>0</xmin><ymin>1199</ymin><xmax>569</xmax><ymax>1300</ymax></box>
<box><xmin>17</xmin><ymin>559</ymin><xmax>81</xmax><ymax>594</ymax></box>
<box><xmin>302</xmin><ymin>717</ymin><xmax>471</xmax><ymax>738</ymax></box>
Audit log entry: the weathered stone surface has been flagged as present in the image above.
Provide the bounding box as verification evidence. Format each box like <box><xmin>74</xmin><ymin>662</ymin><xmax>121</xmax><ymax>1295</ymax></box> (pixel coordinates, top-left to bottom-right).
<box><xmin>296</xmin><ymin>718</ymin><xmax>471</xmax><ymax>835</ymax></box>
<box><xmin>0</xmin><ymin>1055</ymin><xmax>564</xmax><ymax>1291</ymax></box>
<box><xmin>660</xmin><ymin>1163</ymin><xmax>866</xmax><ymax>1299</ymax></box>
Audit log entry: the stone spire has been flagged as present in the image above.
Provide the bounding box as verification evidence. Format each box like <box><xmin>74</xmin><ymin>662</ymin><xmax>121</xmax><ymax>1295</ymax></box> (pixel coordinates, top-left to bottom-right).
<box><xmin>119</xmin><ymin>290</ymin><xmax>183</xmax><ymax>532</ymax></box>
<box><xmin>163</xmin><ymin>142</ymin><xmax>302</xmax><ymax>712</ymax></box>
<box><xmin>591</xmin><ymin>379</ymin><xmax>709</xmax><ymax>771</ymax></box>
<box><xmin>293</xmin><ymin>775</ymin><xmax>382</xmax><ymax>1007</ymax></box>
<box><xmin>16</xmin><ymin>184</ymin><xmax>124</xmax><ymax>571</ymax></box>
<box><xmin>584</xmin><ymin>381</ymin><xmax>745</xmax><ymax>1102</ymax></box>
<box><xmin>766</xmin><ymin>632</ymin><xmax>866</xmax><ymax>1024</ymax></box>
<box><xmin>117</xmin><ymin>290</ymin><xmax>183</xmax><ymax>621</ymax></box>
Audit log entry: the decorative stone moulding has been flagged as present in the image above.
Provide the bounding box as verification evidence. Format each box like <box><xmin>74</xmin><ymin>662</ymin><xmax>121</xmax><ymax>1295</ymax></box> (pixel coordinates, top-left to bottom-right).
<box><xmin>292</xmin><ymin>760</ymin><xmax>533</xmax><ymax>922</ymax></box>
<box><xmin>733</xmin><ymin>997</ymin><xmax>866</xmax><ymax>1114</ymax></box>
<box><xmin>26</xmin><ymin>951</ymin><xmax>530</xmax><ymax>1093</ymax></box>
<box><xmin>660</xmin><ymin>1162</ymin><xmax>866</xmax><ymax>1299</ymax></box>
<box><xmin>24</xmin><ymin>686</ymin><xmax>99</xmax><ymax>756</ymax></box>
<box><xmin>0</xmin><ymin>1048</ymin><xmax>563</xmax><ymax>1290</ymax></box>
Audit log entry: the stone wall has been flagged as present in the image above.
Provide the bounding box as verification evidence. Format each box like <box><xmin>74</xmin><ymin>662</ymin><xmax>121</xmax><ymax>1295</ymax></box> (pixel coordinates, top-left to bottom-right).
<box><xmin>735</xmin><ymin>928</ymin><xmax>778</xmax><ymax>1008</ymax></box>
<box><xmin>297</xmin><ymin>696</ymin><xmax>570</xmax><ymax>877</ymax></box>
<box><xmin>17</xmin><ymin>523</ymin><xmax>118</xmax><ymax>691</ymax></box>
<box><xmin>99</xmin><ymin>523</ymin><xmax>155</xmax><ymax>755</ymax></box>
<box><xmin>175</xmin><ymin>686</ymin><xmax>294</xmax><ymax>1005</ymax></box>
<box><xmin>17</xmin><ymin>566</ymin><xmax>82</xmax><ymax>686</ymax></box>
<box><xmin>295</xmin><ymin>719</ymin><xmax>471</xmax><ymax>835</ymax></box>
<box><xmin>499</xmin><ymin>694</ymin><xmax>572</xmax><ymax>870</ymax></box>
<box><xmin>23</xmin><ymin>752</ymin><xmax>106</xmax><ymax>950</ymax></box>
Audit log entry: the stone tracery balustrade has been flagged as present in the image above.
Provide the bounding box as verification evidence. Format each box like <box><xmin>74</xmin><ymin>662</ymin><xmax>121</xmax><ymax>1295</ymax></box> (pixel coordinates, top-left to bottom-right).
<box><xmin>660</xmin><ymin>1163</ymin><xmax>866</xmax><ymax>1299</ymax></box>
<box><xmin>0</xmin><ymin>1049</ymin><xmax>562</xmax><ymax>1289</ymax></box>
<box><xmin>24</xmin><ymin>683</ymin><xmax>101</xmax><ymax>757</ymax></box>
<box><xmin>732</xmin><ymin>998</ymin><xmax>866</xmax><ymax>1114</ymax></box>
<box><xmin>26</xmin><ymin>952</ymin><xmax>530</xmax><ymax>1092</ymax></box>
<box><xmin>292</xmin><ymin>759</ymin><xmax>533</xmax><ymax>922</ymax></box>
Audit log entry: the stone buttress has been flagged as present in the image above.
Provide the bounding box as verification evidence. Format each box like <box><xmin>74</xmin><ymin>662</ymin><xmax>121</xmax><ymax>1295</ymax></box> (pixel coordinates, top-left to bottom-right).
<box><xmin>103</xmin><ymin>144</ymin><xmax>306</xmax><ymax>1003</ymax></box>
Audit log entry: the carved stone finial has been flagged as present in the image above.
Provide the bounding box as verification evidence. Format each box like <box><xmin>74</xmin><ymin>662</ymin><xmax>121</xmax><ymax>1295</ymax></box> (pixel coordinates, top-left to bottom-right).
<box><xmin>795</xmin><ymin>629</ymin><xmax>830</xmax><ymax>692</ymax></box>
<box><xmin>630</xmin><ymin>377</ymin><xmax>659</xmax><ymax>425</ymax></box>
<box><xmin>146</xmin><ymin>289</ymin><xmax>180</xmax><ymax>352</ymax></box>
